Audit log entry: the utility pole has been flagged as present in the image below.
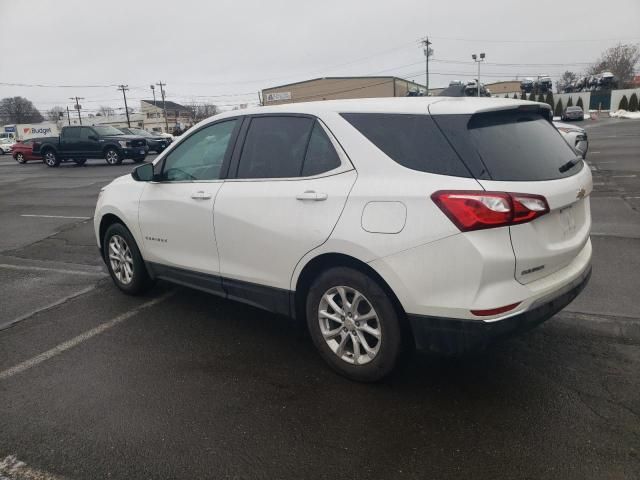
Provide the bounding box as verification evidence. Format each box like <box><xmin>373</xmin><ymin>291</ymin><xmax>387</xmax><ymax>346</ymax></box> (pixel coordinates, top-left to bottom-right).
<box><xmin>150</xmin><ymin>85</ymin><xmax>156</xmax><ymax>107</ymax></box>
<box><xmin>471</xmin><ymin>53</ymin><xmax>486</xmax><ymax>97</ymax></box>
<box><xmin>421</xmin><ymin>37</ymin><xmax>433</xmax><ymax>95</ymax></box>
<box><xmin>66</xmin><ymin>106</ymin><xmax>71</xmax><ymax>125</ymax></box>
<box><xmin>118</xmin><ymin>85</ymin><xmax>131</xmax><ymax>127</ymax></box>
<box><xmin>156</xmin><ymin>81</ymin><xmax>169</xmax><ymax>132</ymax></box>
<box><xmin>69</xmin><ymin>97</ymin><xmax>84</xmax><ymax>125</ymax></box>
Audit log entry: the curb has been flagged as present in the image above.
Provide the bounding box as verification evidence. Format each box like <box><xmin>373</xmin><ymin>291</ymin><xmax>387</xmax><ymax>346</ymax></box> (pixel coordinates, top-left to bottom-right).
<box><xmin>552</xmin><ymin>311</ymin><xmax>640</xmax><ymax>342</ymax></box>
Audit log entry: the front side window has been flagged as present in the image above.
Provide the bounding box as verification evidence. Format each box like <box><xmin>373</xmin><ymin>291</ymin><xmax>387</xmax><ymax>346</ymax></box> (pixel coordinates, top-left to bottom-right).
<box><xmin>80</xmin><ymin>127</ymin><xmax>94</xmax><ymax>141</ymax></box>
<box><xmin>160</xmin><ymin>120</ymin><xmax>237</xmax><ymax>182</ymax></box>
<box><xmin>237</xmin><ymin>116</ymin><xmax>314</xmax><ymax>179</ymax></box>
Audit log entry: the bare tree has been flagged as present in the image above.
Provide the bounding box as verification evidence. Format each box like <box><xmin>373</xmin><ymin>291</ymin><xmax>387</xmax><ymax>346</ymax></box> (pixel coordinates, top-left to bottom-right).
<box><xmin>98</xmin><ymin>105</ymin><xmax>115</xmax><ymax>117</ymax></box>
<box><xmin>187</xmin><ymin>102</ymin><xmax>219</xmax><ymax>122</ymax></box>
<box><xmin>46</xmin><ymin>106</ymin><xmax>66</xmax><ymax>122</ymax></box>
<box><xmin>587</xmin><ymin>43</ymin><xmax>640</xmax><ymax>87</ymax></box>
<box><xmin>0</xmin><ymin>96</ymin><xmax>44</xmax><ymax>124</ymax></box>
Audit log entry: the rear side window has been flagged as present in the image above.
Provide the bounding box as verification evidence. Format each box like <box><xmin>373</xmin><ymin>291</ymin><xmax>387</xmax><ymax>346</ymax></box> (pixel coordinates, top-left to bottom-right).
<box><xmin>433</xmin><ymin>111</ymin><xmax>582</xmax><ymax>181</ymax></box>
<box><xmin>341</xmin><ymin>113</ymin><xmax>471</xmax><ymax>177</ymax></box>
<box><xmin>301</xmin><ymin>122</ymin><xmax>341</xmax><ymax>176</ymax></box>
<box><xmin>64</xmin><ymin>128</ymin><xmax>81</xmax><ymax>140</ymax></box>
<box><xmin>237</xmin><ymin>116</ymin><xmax>314</xmax><ymax>178</ymax></box>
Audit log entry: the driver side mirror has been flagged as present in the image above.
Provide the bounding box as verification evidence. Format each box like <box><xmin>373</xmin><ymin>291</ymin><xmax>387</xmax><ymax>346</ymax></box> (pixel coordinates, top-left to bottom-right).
<box><xmin>132</xmin><ymin>162</ymin><xmax>155</xmax><ymax>182</ymax></box>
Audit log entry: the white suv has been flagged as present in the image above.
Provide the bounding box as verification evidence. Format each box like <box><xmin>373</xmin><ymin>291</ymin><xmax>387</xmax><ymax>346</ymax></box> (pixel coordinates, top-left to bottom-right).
<box><xmin>95</xmin><ymin>97</ymin><xmax>592</xmax><ymax>381</ymax></box>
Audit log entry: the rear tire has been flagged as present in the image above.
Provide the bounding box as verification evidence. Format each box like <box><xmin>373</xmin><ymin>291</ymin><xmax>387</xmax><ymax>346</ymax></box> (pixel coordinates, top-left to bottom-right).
<box><xmin>104</xmin><ymin>148</ymin><xmax>123</xmax><ymax>165</ymax></box>
<box><xmin>43</xmin><ymin>150</ymin><xmax>60</xmax><ymax>167</ymax></box>
<box><xmin>103</xmin><ymin>223</ymin><xmax>154</xmax><ymax>295</ymax></box>
<box><xmin>306</xmin><ymin>267</ymin><xmax>403</xmax><ymax>382</ymax></box>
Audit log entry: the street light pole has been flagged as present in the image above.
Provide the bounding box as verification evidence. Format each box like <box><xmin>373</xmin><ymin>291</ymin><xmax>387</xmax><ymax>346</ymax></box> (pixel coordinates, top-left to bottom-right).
<box><xmin>471</xmin><ymin>53</ymin><xmax>486</xmax><ymax>97</ymax></box>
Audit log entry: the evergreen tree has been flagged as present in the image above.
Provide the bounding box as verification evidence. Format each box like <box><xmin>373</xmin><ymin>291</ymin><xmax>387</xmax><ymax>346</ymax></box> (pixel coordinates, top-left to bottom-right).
<box><xmin>545</xmin><ymin>93</ymin><xmax>554</xmax><ymax>110</ymax></box>
<box><xmin>628</xmin><ymin>93</ymin><xmax>639</xmax><ymax>112</ymax></box>
<box><xmin>555</xmin><ymin>99</ymin><xmax>564</xmax><ymax>117</ymax></box>
<box><xmin>529</xmin><ymin>92</ymin><xmax>536</xmax><ymax>101</ymax></box>
<box><xmin>567</xmin><ymin>97</ymin><xmax>573</xmax><ymax>107</ymax></box>
<box><xmin>619</xmin><ymin>95</ymin><xmax>629</xmax><ymax>110</ymax></box>
<box><xmin>513</xmin><ymin>93</ymin><xmax>518</xmax><ymax>99</ymax></box>
<box><xmin>576</xmin><ymin>97</ymin><xmax>584</xmax><ymax>110</ymax></box>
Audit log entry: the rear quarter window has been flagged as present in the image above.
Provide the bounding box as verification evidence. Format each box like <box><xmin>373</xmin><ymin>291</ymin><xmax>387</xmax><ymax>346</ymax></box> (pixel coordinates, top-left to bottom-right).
<box><xmin>341</xmin><ymin>113</ymin><xmax>472</xmax><ymax>178</ymax></box>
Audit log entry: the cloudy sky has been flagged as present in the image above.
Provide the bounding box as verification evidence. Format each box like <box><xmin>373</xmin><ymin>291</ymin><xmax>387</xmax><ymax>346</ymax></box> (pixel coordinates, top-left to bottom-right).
<box><xmin>2</xmin><ymin>0</ymin><xmax>639</xmax><ymax>115</ymax></box>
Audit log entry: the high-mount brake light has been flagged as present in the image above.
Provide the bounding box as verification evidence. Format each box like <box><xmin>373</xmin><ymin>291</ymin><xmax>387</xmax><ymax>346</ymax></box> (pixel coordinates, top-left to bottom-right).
<box><xmin>431</xmin><ymin>191</ymin><xmax>550</xmax><ymax>232</ymax></box>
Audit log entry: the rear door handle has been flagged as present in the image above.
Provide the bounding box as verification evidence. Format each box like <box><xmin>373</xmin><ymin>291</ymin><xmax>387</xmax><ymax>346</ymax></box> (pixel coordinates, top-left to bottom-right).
<box><xmin>296</xmin><ymin>190</ymin><xmax>328</xmax><ymax>201</ymax></box>
<box><xmin>191</xmin><ymin>191</ymin><xmax>212</xmax><ymax>200</ymax></box>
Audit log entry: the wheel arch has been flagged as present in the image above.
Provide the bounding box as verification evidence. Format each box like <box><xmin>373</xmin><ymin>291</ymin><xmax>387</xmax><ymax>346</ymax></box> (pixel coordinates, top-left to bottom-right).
<box><xmin>293</xmin><ymin>253</ymin><xmax>408</xmax><ymax>334</ymax></box>
<box><xmin>98</xmin><ymin>212</ymin><xmax>137</xmax><ymax>260</ymax></box>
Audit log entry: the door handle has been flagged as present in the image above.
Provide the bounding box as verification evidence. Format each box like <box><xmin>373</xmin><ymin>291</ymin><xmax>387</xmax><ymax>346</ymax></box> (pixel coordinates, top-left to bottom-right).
<box><xmin>296</xmin><ymin>190</ymin><xmax>328</xmax><ymax>201</ymax></box>
<box><xmin>191</xmin><ymin>191</ymin><xmax>212</xmax><ymax>200</ymax></box>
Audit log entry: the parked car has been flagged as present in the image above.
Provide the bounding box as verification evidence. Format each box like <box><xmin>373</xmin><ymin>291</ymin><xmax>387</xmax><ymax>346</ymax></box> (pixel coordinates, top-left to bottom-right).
<box><xmin>94</xmin><ymin>97</ymin><xmax>592</xmax><ymax>382</ymax></box>
<box><xmin>11</xmin><ymin>139</ymin><xmax>43</xmax><ymax>163</ymax></box>
<box><xmin>554</xmin><ymin>121</ymin><xmax>588</xmax><ymax>158</ymax></box>
<box><xmin>561</xmin><ymin>106</ymin><xmax>584</xmax><ymax>121</ymax></box>
<box><xmin>118</xmin><ymin>127</ymin><xmax>172</xmax><ymax>153</ymax></box>
<box><xmin>0</xmin><ymin>138</ymin><xmax>14</xmax><ymax>154</ymax></box>
<box><xmin>33</xmin><ymin>125</ymin><xmax>147</xmax><ymax>167</ymax></box>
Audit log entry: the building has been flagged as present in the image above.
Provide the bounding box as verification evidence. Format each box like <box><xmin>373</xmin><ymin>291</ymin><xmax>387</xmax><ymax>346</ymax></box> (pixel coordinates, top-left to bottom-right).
<box><xmin>140</xmin><ymin>100</ymin><xmax>194</xmax><ymax>132</ymax></box>
<box><xmin>485</xmin><ymin>80</ymin><xmax>522</xmax><ymax>97</ymax></box>
<box><xmin>262</xmin><ymin>76</ymin><xmax>427</xmax><ymax>105</ymax></box>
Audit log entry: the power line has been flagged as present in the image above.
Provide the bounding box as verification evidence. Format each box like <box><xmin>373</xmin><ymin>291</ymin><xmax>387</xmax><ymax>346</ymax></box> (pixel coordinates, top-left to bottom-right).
<box><xmin>429</xmin><ymin>35</ymin><xmax>640</xmax><ymax>44</ymax></box>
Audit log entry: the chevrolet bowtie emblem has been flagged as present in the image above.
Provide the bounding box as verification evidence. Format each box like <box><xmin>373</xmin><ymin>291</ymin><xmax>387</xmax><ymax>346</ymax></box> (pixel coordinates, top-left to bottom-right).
<box><xmin>576</xmin><ymin>187</ymin><xmax>586</xmax><ymax>199</ymax></box>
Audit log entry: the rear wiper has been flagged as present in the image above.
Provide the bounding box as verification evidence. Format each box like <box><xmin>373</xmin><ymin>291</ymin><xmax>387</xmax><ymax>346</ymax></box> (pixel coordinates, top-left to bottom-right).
<box><xmin>559</xmin><ymin>156</ymin><xmax>582</xmax><ymax>173</ymax></box>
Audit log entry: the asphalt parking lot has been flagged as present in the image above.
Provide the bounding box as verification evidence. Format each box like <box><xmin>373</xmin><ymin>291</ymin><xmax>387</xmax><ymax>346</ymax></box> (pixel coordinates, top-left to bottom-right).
<box><xmin>1</xmin><ymin>119</ymin><xmax>639</xmax><ymax>479</ymax></box>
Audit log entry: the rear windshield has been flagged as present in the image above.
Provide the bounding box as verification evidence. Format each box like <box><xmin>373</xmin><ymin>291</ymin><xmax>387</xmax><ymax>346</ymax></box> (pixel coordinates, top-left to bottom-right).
<box><xmin>432</xmin><ymin>111</ymin><xmax>583</xmax><ymax>181</ymax></box>
<box><xmin>567</xmin><ymin>107</ymin><xmax>582</xmax><ymax>112</ymax></box>
<box><xmin>341</xmin><ymin>113</ymin><xmax>471</xmax><ymax>177</ymax></box>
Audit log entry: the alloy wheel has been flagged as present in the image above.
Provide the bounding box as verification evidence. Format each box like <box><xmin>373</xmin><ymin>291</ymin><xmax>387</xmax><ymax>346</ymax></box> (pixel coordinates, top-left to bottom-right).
<box><xmin>318</xmin><ymin>286</ymin><xmax>382</xmax><ymax>365</ymax></box>
<box><xmin>105</xmin><ymin>150</ymin><xmax>119</xmax><ymax>164</ymax></box>
<box><xmin>44</xmin><ymin>152</ymin><xmax>56</xmax><ymax>166</ymax></box>
<box><xmin>108</xmin><ymin>234</ymin><xmax>134</xmax><ymax>285</ymax></box>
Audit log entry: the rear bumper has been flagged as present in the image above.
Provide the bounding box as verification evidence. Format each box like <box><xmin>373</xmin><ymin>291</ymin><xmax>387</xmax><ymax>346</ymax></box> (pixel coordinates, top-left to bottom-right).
<box><xmin>407</xmin><ymin>264</ymin><xmax>591</xmax><ymax>354</ymax></box>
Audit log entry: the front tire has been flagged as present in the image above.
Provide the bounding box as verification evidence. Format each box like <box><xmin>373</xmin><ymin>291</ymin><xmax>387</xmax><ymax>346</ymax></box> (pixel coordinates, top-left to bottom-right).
<box><xmin>103</xmin><ymin>223</ymin><xmax>153</xmax><ymax>295</ymax></box>
<box><xmin>306</xmin><ymin>267</ymin><xmax>403</xmax><ymax>382</ymax></box>
<box><xmin>104</xmin><ymin>148</ymin><xmax>123</xmax><ymax>165</ymax></box>
<box><xmin>15</xmin><ymin>153</ymin><xmax>26</xmax><ymax>164</ymax></box>
<box><xmin>43</xmin><ymin>150</ymin><xmax>60</xmax><ymax>167</ymax></box>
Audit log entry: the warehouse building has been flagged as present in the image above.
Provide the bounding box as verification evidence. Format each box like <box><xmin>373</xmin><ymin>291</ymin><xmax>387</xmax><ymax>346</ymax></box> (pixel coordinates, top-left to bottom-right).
<box><xmin>262</xmin><ymin>76</ymin><xmax>427</xmax><ymax>105</ymax></box>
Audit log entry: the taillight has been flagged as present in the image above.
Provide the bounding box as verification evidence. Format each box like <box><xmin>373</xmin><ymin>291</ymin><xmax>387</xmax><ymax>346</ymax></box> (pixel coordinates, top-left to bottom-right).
<box><xmin>431</xmin><ymin>190</ymin><xmax>549</xmax><ymax>232</ymax></box>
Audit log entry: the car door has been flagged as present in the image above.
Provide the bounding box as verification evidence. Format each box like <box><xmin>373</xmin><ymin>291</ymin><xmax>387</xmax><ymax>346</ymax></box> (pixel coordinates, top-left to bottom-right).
<box><xmin>79</xmin><ymin>127</ymin><xmax>100</xmax><ymax>157</ymax></box>
<box><xmin>137</xmin><ymin>118</ymin><xmax>241</xmax><ymax>293</ymax></box>
<box><xmin>61</xmin><ymin>127</ymin><xmax>82</xmax><ymax>157</ymax></box>
<box><xmin>214</xmin><ymin>115</ymin><xmax>356</xmax><ymax>311</ymax></box>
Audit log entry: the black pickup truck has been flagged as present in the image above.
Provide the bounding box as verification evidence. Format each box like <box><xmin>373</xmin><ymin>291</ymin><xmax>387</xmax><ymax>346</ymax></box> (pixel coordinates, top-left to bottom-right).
<box><xmin>33</xmin><ymin>125</ymin><xmax>148</xmax><ymax>167</ymax></box>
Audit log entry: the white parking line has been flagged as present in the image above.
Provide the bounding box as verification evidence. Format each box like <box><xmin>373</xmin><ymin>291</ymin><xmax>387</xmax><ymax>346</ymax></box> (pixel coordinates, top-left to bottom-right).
<box><xmin>611</xmin><ymin>175</ymin><xmax>637</xmax><ymax>178</ymax></box>
<box><xmin>20</xmin><ymin>214</ymin><xmax>91</xmax><ymax>220</ymax></box>
<box><xmin>0</xmin><ymin>264</ymin><xmax>104</xmax><ymax>276</ymax></box>
<box><xmin>0</xmin><ymin>292</ymin><xmax>173</xmax><ymax>381</ymax></box>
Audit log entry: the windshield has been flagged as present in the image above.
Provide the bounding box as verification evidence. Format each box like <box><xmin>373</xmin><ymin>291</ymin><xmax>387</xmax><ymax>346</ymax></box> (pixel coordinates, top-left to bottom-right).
<box><xmin>0</xmin><ymin>138</ymin><xmax>12</xmax><ymax>144</ymax></box>
<box><xmin>93</xmin><ymin>126</ymin><xmax>124</xmax><ymax>136</ymax></box>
